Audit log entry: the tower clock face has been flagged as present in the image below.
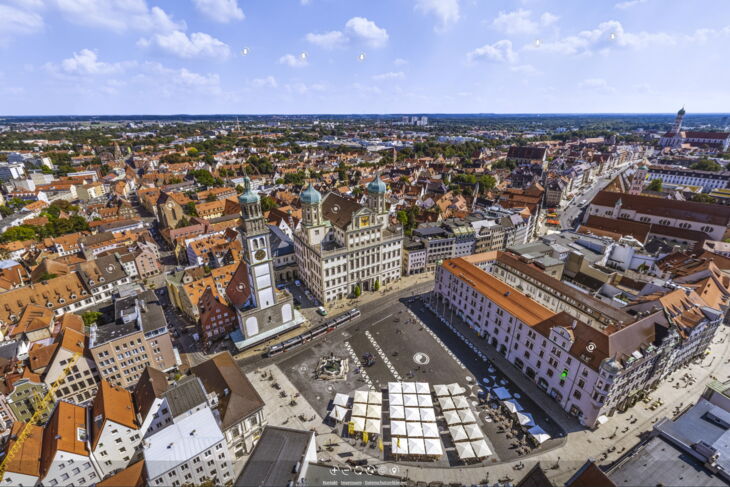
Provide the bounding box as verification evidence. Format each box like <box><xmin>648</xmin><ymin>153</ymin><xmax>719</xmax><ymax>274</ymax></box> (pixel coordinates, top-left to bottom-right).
<box><xmin>254</xmin><ymin>249</ymin><xmax>267</xmax><ymax>261</ymax></box>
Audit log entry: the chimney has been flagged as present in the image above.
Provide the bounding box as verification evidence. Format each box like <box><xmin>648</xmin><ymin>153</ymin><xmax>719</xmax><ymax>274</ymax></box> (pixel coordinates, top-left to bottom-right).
<box><xmin>571</xmin><ymin>319</ymin><xmax>577</xmax><ymax>329</ymax></box>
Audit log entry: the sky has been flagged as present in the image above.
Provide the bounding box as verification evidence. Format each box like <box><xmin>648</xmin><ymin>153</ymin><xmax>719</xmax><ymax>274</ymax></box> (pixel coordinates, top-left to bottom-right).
<box><xmin>1</xmin><ymin>0</ymin><xmax>729</xmax><ymax>115</ymax></box>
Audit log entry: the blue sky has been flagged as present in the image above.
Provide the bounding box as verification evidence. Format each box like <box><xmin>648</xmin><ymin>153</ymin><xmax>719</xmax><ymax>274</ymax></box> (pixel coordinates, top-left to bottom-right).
<box><xmin>1</xmin><ymin>0</ymin><xmax>729</xmax><ymax>115</ymax></box>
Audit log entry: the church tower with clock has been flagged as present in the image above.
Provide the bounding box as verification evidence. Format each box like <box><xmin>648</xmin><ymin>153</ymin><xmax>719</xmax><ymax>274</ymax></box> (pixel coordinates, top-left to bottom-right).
<box><xmin>226</xmin><ymin>176</ymin><xmax>300</xmax><ymax>350</ymax></box>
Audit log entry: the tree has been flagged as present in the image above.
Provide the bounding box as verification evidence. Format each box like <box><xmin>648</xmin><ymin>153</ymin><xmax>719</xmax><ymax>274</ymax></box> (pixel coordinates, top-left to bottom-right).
<box><xmin>260</xmin><ymin>195</ymin><xmax>278</xmax><ymax>211</ymax></box>
<box><xmin>206</xmin><ymin>193</ymin><xmax>217</xmax><ymax>202</ymax></box>
<box><xmin>187</xmin><ymin>148</ymin><xmax>199</xmax><ymax>157</ymax></box>
<box><xmin>691</xmin><ymin>193</ymin><xmax>716</xmax><ymax>203</ymax></box>
<box><xmin>183</xmin><ymin>202</ymin><xmax>198</xmax><ymax>216</ymax></box>
<box><xmin>689</xmin><ymin>159</ymin><xmax>723</xmax><ymax>172</ymax></box>
<box><xmin>235</xmin><ymin>184</ymin><xmax>245</xmax><ymax>194</ymax></box>
<box><xmin>646</xmin><ymin>178</ymin><xmax>663</xmax><ymax>192</ymax></box>
<box><xmin>81</xmin><ymin>311</ymin><xmax>102</xmax><ymax>327</ymax></box>
<box><xmin>353</xmin><ymin>285</ymin><xmax>361</xmax><ymax>298</ymax></box>
<box><xmin>373</xmin><ymin>279</ymin><xmax>380</xmax><ymax>292</ymax></box>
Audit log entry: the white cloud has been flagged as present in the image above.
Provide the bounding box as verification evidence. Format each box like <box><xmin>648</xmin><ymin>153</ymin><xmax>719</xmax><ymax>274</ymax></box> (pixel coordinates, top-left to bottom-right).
<box><xmin>140</xmin><ymin>31</ymin><xmax>231</xmax><ymax>60</ymax></box>
<box><xmin>615</xmin><ymin>0</ymin><xmax>648</xmax><ymax>9</ymax></box>
<box><xmin>50</xmin><ymin>0</ymin><xmax>183</xmax><ymax>33</ymax></box>
<box><xmin>526</xmin><ymin>20</ymin><xmax>677</xmax><ymax>55</ymax></box>
<box><xmin>510</xmin><ymin>64</ymin><xmax>541</xmax><ymax>76</ymax></box>
<box><xmin>285</xmin><ymin>82</ymin><xmax>326</xmax><ymax>95</ymax></box>
<box><xmin>192</xmin><ymin>0</ymin><xmax>244</xmax><ymax>23</ymax></box>
<box><xmin>492</xmin><ymin>9</ymin><xmax>559</xmax><ymax>35</ymax></box>
<box><xmin>0</xmin><ymin>3</ymin><xmax>44</xmax><ymax>45</ymax></box>
<box><xmin>250</xmin><ymin>76</ymin><xmax>278</xmax><ymax>88</ymax></box>
<box><xmin>467</xmin><ymin>40</ymin><xmax>517</xmax><ymax>64</ymax></box>
<box><xmin>579</xmin><ymin>78</ymin><xmax>615</xmax><ymax>93</ymax></box>
<box><xmin>138</xmin><ymin>62</ymin><xmax>223</xmax><ymax>96</ymax></box>
<box><xmin>345</xmin><ymin>17</ymin><xmax>388</xmax><ymax>48</ymax></box>
<box><xmin>372</xmin><ymin>71</ymin><xmax>405</xmax><ymax>81</ymax></box>
<box><xmin>59</xmin><ymin>49</ymin><xmax>130</xmax><ymax>75</ymax></box>
<box><xmin>415</xmin><ymin>0</ymin><xmax>460</xmax><ymax>32</ymax></box>
<box><xmin>394</xmin><ymin>58</ymin><xmax>408</xmax><ymax>66</ymax></box>
<box><xmin>279</xmin><ymin>53</ymin><xmax>308</xmax><ymax>68</ymax></box>
<box><xmin>300</xmin><ymin>0</ymin><xmax>311</xmax><ymax>4</ymax></box>
<box><xmin>305</xmin><ymin>30</ymin><xmax>348</xmax><ymax>50</ymax></box>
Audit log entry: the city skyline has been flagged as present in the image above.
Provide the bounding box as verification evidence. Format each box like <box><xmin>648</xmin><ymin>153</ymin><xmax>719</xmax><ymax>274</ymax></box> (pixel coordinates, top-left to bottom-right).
<box><xmin>1</xmin><ymin>0</ymin><xmax>729</xmax><ymax>115</ymax></box>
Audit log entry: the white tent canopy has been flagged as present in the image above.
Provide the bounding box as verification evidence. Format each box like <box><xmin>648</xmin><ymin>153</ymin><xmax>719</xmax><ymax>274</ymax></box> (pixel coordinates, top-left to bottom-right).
<box><xmin>433</xmin><ymin>384</ymin><xmax>450</xmax><ymax>397</ymax></box>
<box><xmin>416</xmin><ymin>382</ymin><xmax>430</xmax><ymax>395</ymax></box>
<box><xmin>405</xmin><ymin>407</ymin><xmax>421</xmax><ymax>422</ymax></box>
<box><xmin>352</xmin><ymin>416</ymin><xmax>366</xmax><ymax>432</ymax></box>
<box><xmin>329</xmin><ymin>405</ymin><xmax>348</xmax><ymax>422</ymax></box>
<box><xmin>388</xmin><ymin>382</ymin><xmax>402</xmax><ymax>395</ymax></box>
<box><xmin>420</xmin><ymin>408</ymin><xmax>436</xmax><ymax>422</ymax></box>
<box><xmin>352</xmin><ymin>403</ymin><xmax>367</xmax><ymax>417</ymax></box>
<box><xmin>389</xmin><ymin>393</ymin><xmax>403</xmax><ymax>406</ymax></box>
<box><xmin>402</xmin><ymin>382</ymin><xmax>417</xmax><ymax>394</ymax></box>
<box><xmin>406</xmin><ymin>422</ymin><xmax>423</xmax><ymax>438</ymax></box>
<box><xmin>418</xmin><ymin>394</ymin><xmax>434</xmax><ymax>408</ymax></box>
<box><xmin>424</xmin><ymin>437</ymin><xmax>443</xmax><ymax>456</ymax></box>
<box><xmin>444</xmin><ymin>410</ymin><xmax>461</xmax><ymax>425</ymax></box>
<box><xmin>464</xmin><ymin>423</ymin><xmax>484</xmax><ymax>440</ymax></box>
<box><xmin>366</xmin><ymin>404</ymin><xmax>381</xmax><ymax>419</ymax></box>
<box><xmin>389</xmin><ymin>405</ymin><xmax>405</xmax><ymax>420</ymax></box>
<box><xmin>438</xmin><ymin>396</ymin><xmax>456</xmax><ymax>411</ymax></box>
<box><xmin>516</xmin><ymin>411</ymin><xmax>534</xmax><ymax>426</ymax></box>
<box><xmin>448</xmin><ymin>383</ymin><xmax>466</xmax><ymax>396</ymax></box>
<box><xmin>333</xmin><ymin>393</ymin><xmax>349</xmax><ymax>408</ymax></box>
<box><xmin>368</xmin><ymin>391</ymin><xmax>383</xmax><ymax>405</ymax></box>
<box><xmin>391</xmin><ymin>420</ymin><xmax>407</xmax><ymax>436</ymax></box>
<box><xmin>403</xmin><ymin>394</ymin><xmax>419</xmax><ymax>407</ymax></box>
<box><xmin>392</xmin><ymin>437</ymin><xmax>408</xmax><ymax>454</ymax></box>
<box><xmin>422</xmin><ymin>422</ymin><xmax>439</xmax><ymax>438</ymax></box>
<box><xmin>449</xmin><ymin>425</ymin><xmax>468</xmax><ymax>442</ymax></box>
<box><xmin>492</xmin><ymin>387</ymin><xmax>511</xmax><ymax>400</ymax></box>
<box><xmin>470</xmin><ymin>439</ymin><xmax>492</xmax><ymax>458</ymax></box>
<box><xmin>456</xmin><ymin>441</ymin><xmax>476</xmax><ymax>459</ymax></box>
<box><xmin>453</xmin><ymin>396</ymin><xmax>470</xmax><ymax>410</ymax></box>
<box><xmin>502</xmin><ymin>400</ymin><xmax>518</xmax><ymax>414</ymax></box>
<box><xmin>408</xmin><ymin>437</ymin><xmax>426</xmax><ymax>455</ymax></box>
<box><xmin>365</xmin><ymin>418</ymin><xmax>381</xmax><ymax>434</ymax></box>
<box><xmin>354</xmin><ymin>390</ymin><xmax>369</xmax><ymax>404</ymax></box>
<box><xmin>459</xmin><ymin>409</ymin><xmax>477</xmax><ymax>424</ymax></box>
<box><xmin>528</xmin><ymin>425</ymin><xmax>551</xmax><ymax>444</ymax></box>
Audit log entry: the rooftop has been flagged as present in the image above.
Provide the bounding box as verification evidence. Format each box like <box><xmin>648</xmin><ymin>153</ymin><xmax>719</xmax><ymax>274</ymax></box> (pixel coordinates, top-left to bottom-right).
<box><xmin>234</xmin><ymin>426</ymin><xmax>314</xmax><ymax>487</ymax></box>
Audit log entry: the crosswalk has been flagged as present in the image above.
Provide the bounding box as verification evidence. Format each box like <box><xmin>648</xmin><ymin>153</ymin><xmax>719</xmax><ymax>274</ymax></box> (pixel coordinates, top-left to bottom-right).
<box><xmin>365</xmin><ymin>330</ymin><xmax>402</xmax><ymax>381</ymax></box>
<box><xmin>344</xmin><ymin>341</ymin><xmax>375</xmax><ymax>390</ymax></box>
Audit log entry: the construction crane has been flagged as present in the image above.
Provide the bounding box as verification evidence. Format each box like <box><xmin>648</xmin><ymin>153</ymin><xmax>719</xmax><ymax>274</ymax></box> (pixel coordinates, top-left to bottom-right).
<box><xmin>0</xmin><ymin>351</ymin><xmax>81</xmax><ymax>479</ymax></box>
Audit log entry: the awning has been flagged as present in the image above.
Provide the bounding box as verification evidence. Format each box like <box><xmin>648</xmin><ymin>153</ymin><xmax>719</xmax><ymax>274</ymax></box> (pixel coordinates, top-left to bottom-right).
<box><xmin>418</xmin><ymin>394</ymin><xmax>434</xmax><ymax>408</ymax></box>
<box><xmin>458</xmin><ymin>409</ymin><xmax>477</xmax><ymax>424</ymax></box>
<box><xmin>354</xmin><ymin>390</ymin><xmax>369</xmax><ymax>404</ymax></box>
<box><xmin>448</xmin><ymin>383</ymin><xmax>466</xmax><ymax>396</ymax></box>
<box><xmin>422</xmin><ymin>422</ymin><xmax>439</xmax><ymax>438</ymax></box>
<box><xmin>406</xmin><ymin>422</ymin><xmax>423</xmax><ymax>438</ymax></box>
<box><xmin>444</xmin><ymin>410</ymin><xmax>461</xmax><ymax>425</ymax></box>
<box><xmin>405</xmin><ymin>407</ymin><xmax>421</xmax><ymax>422</ymax></box>
<box><xmin>424</xmin><ymin>437</ymin><xmax>443</xmax><ymax>456</ymax></box>
<box><xmin>368</xmin><ymin>390</ymin><xmax>383</xmax><ymax>405</ymax></box>
<box><xmin>403</xmin><ymin>394</ymin><xmax>419</xmax><ymax>407</ymax></box>
<box><xmin>392</xmin><ymin>436</ymin><xmax>408</xmax><ymax>454</ymax></box>
<box><xmin>516</xmin><ymin>411</ymin><xmax>534</xmax><ymax>426</ymax></box>
<box><xmin>352</xmin><ymin>403</ymin><xmax>367</xmax><ymax>417</ymax></box>
<box><xmin>389</xmin><ymin>405</ymin><xmax>405</xmax><ymax>420</ymax></box>
<box><xmin>366</xmin><ymin>404</ymin><xmax>381</xmax><ymax>419</ymax></box>
<box><xmin>470</xmin><ymin>439</ymin><xmax>492</xmax><ymax>458</ymax></box>
<box><xmin>329</xmin><ymin>405</ymin><xmax>347</xmax><ymax>422</ymax></box>
<box><xmin>493</xmin><ymin>387</ymin><xmax>511</xmax><ymax>400</ymax></box>
<box><xmin>597</xmin><ymin>415</ymin><xmax>609</xmax><ymax>425</ymax></box>
<box><xmin>365</xmin><ymin>418</ymin><xmax>381</xmax><ymax>434</ymax></box>
<box><xmin>402</xmin><ymin>382</ymin><xmax>417</xmax><ymax>394</ymax></box>
<box><xmin>333</xmin><ymin>393</ymin><xmax>349</xmax><ymax>408</ymax></box>
<box><xmin>502</xmin><ymin>400</ymin><xmax>518</xmax><ymax>414</ymax></box>
<box><xmin>449</xmin><ymin>425</ymin><xmax>468</xmax><ymax>442</ymax></box>
<box><xmin>438</xmin><ymin>396</ymin><xmax>456</xmax><ymax>411</ymax></box>
<box><xmin>528</xmin><ymin>425</ymin><xmax>551</xmax><ymax>444</ymax></box>
<box><xmin>419</xmin><ymin>408</ymin><xmax>436</xmax><ymax>422</ymax></box>
<box><xmin>456</xmin><ymin>441</ymin><xmax>476</xmax><ymax>459</ymax></box>
<box><xmin>390</xmin><ymin>420</ymin><xmax>407</xmax><ymax>436</ymax></box>
<box><xmin>388</xmin><ymin>382</ymin><xmax>402</xmax><ymax>395</ymax></box>
<box><xmin>453</xmin><ymin>396</ymin><xmax>470</xmax><ymax>410</ymax></box>
<box><xmin>433</xmin><ymin>384</ymin><xmax>450</xmax><ymax>397</ymax></box>
<box><xmin>416</xmin><ymin>382</ymin><xmax>430</xmax><ymax>395</ymax></box>
<box><xmin>408</xmin><ymin>437</ymin><xmax>426</xmax><ymax>455</ymax></box>
<box><xmin>464</xmin><ymin>423</ymin><xmax>484</xmax><ymax>440</ymax></box>
<box><xmin>352</xmin><ymin>416</ymin><xmax>366</xmax><ymax>432</ymax></box>
<box><xmin>389</xmin><ymin>393</ymin><xmax>404</xmax><ymax>406</ymax></box>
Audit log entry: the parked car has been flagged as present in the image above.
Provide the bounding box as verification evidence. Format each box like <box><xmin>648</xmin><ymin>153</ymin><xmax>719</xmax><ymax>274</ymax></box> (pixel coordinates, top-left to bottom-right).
<box><xmin>316</xmin><ymin>306</ymin><xmax>327</xmax><ymax>316</ymax></box>
<box><xmin>294</xmin><ymin>280</ymin><xmax>302</xmax><ymax>287</ymax></box>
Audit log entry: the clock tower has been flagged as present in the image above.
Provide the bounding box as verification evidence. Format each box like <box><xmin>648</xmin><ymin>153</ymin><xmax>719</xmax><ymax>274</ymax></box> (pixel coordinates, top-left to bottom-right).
<box><xmin>238</xmin><ymin>176</ymin><xmax>275</xmax><ymax>310</ymax></box>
